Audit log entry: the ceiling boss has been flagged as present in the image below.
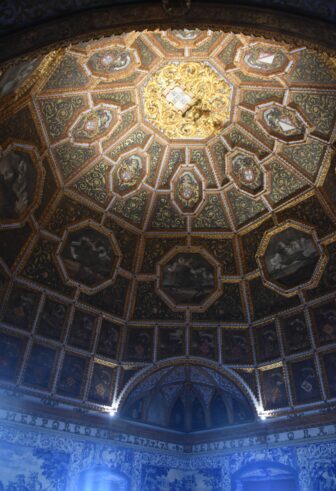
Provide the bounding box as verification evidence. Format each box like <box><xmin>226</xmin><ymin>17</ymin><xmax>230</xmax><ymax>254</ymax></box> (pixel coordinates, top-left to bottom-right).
<box><xmin>143</xmin><ymin>61</ymin><xmax>232</xmax><ymax>139</ymax></box>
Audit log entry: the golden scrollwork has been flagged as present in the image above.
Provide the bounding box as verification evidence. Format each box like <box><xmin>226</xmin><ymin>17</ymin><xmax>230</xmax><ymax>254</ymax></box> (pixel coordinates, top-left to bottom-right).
<box><xmin>143</xmin><ymin>61</ymin><xmax>232</xmax><ymax>139</ymax></box>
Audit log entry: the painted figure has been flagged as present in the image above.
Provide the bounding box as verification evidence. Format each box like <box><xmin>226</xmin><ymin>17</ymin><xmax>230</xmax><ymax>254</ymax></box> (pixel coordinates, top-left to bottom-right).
<box><xmin>89</xmin><ymin>364</ymin><xmax>113</xmax><ymax>403</ymax></box>
<box><xmin>0</xmin><ymin>151</ymin><xmax>36</xmax><ymax>220</ymax></box>
<box><xmin>263</xmin><ymin>369</ymin><xmax>287</xmax><ymax>408</ymax></box>
<box><xmin>127</xmin><ymin>330</ymin><xmax>152</xmax><ymax>361</ymax></box>
<box><xmin>283</xmin><ymin>314</ymin><xmax>310</xmax><ymax>353</ymax></box>
<box><xmin>62</xmin><ymin>227</ymin><xmax>114</xmax><ymax>287</ymax></box>
<box><xmin>162</xmin><ymin>253</ymin><xmax>215</xmax><ymax>304</ymax></box>
<box><xmin>264</xmin><ymin>228</ymin><xmax>319</xmax><ymax>288</ymax></box>
<box><xmin>192</xmin><ymin>331</ymin><xmax>215</xmax><ymax>358</ymax></box>
<box><xmin>37</xmin><ymin>300</ymin><xmax>67</xmax><ymax>340</ymax></box>
<box><xmin>159</xmin><ymin>329</ymin><xmax>183</xmax><ymax>358</ymax></box>
<box><xmin>0</xmin><ymin>59</ymin><xmax>39</xmax><ymax>98</ymax></box>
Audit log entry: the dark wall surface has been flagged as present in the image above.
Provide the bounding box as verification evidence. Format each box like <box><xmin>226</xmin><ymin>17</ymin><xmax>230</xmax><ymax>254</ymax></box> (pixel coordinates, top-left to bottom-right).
<box><xmin>0</xmin><ymin>0</ymin><xmax>335</xmax><ymax>37</ymax></box>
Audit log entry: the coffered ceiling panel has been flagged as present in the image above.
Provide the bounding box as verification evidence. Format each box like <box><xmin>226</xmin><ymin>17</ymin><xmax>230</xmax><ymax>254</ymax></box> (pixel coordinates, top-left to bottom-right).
<box><xmin>0</xmin><ymin>29</ymin><xmax>335</xmax><ymax>432</ymax></box>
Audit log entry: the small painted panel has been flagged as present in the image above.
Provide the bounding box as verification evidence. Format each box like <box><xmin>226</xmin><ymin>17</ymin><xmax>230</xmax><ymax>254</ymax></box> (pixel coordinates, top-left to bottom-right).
<box><xmin>230</xmin><ymin>153</ymin><xmax>264</xmax><ymax>196</ymax></box>
<box><xmin>0</xmin><ymin>332</ymin><xmax>26</xmax><ymax>382</ymax></box>
<box><xmin>321</xmin><ymin>351</ymin><xmax>336</xmax><ymax>398</ymax></box>
<box><xmin>88</xmin><ymin>363</ymin><xmax>115</xmax><ymax>404</ymax></box>
<box><xmin>280</xmin><ymin>312</ymin><xmax>311</xmax><ymax>355</ymax></box>
<box><xmin>222</xmin><ymin>328</ymin><xmax>252</xmax><ymax>364</ymax></box>
<box><xmin>157</xmin><ymin>327</ymin><xmax>184</xmax><ymax>359</ymax></box>
<box><xmin>260</xmin><ymin>366</ymin><xmax>288</xmax><ymax>410</ymax></box>
<box><xmin>0</xmin><ymin>58</ymin><xmax>40</xmax><ymax>98</ymax></box>
<box><xmin>57</xmin><ymin>353</ymin><xmax>87</xmax><ymax>398</ymax></box>
<box><xmin>71</xmin><ymin>107</ymin><xmax>116</xmax><ymax>143</ymax></box>
<box><xmin>23</xmin><ymin>344</ymin><xmax>57</xmax><ymax>390</ymax></box>
<box><xmin>290</xmin><ymin>357</ymin><xmax>321</xmax><ymax>404</ymax></box>
<box><xmin>160</xmin><ymin>252</ymin><xmax>215</xmax><ymax>306</ymax></box>
<box><xmin>124</xmin><ymin>327</ymin><xmax>153</xmax><ymax>362</ymax></box>
<box><xmin>112</xmin><ymin>152</ymin><xmax>146</xmax><ymax>196</ymax></box>
<box><xmin>36</xmin><ymin>298</ymin><xmax>69</xmax><ymax>341</ymax></box>
<box><xmin>242</xmin><ymin>44</ymin><xmax>290</xmax><ymax>75</ymax></box>
<box><xmin>260</xmin><ymin>105</ymin><xmax>305</xmax><ymax>141</ymax></box>
<box><xmin>171</xmin><ymin>29</ymin><xmax>202</xmax><ymax>41</ymax></box>
<box><xmin>60</xmin><ymin>225</ymin><xmax>118</xmax><ymax>290</ymax></box>
<box><xmin>173</xmin><ymin>169</ymin><xmax>203</xmax><ymax>214</ymax></box>
<box><xmin>0</xmin><ymin>150</ymin><xmax>38</xmax><ymax>223</ymax></box>
<box><xmin>3</xmin><ymin>286</ymin><xmax>40</xmax><ymax>331</ymax></box>
<box><xmin>260</xmin><ymin>226</ymin><xmax>320</xmax><ymax>291</ymax></box>
<box><xmin>191</xmin><ymin>328</ymin><xmax>217</xmax><ymax>359</ymax></box>
<box><xmin>311</xmin><ymin>300</ymin><xmax>336</xmax><ymax>347</ymax></box>
<box><xmin>87</xmin><ymin>48</ymin><xmax>135</xmax><ymax>78</ymax></box>
<box><xmin>254</xmin><ymin>323</ymin><xmax>280</xmax><ymax>362</ymax></box>
<box><xmin>96</xmin><ymin>320</ymin><xmax>121</xmax><ymax>360</ymax></box>
<box><xmin>67</xmin><ymin>310</ymin><xmax>96</xmax><ymax>352</ymax></box>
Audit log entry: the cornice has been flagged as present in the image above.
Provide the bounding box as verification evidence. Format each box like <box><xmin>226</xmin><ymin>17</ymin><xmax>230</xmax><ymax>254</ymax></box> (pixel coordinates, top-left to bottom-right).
<box><xmin>1</xmin><ymin>391</ymin><xmax>335</xmax><ymax>454</ymax></box>
<box><xmin>0</xmin><ymin>3</ymin><xmax>335</xmax><ymax>69</ymax></box>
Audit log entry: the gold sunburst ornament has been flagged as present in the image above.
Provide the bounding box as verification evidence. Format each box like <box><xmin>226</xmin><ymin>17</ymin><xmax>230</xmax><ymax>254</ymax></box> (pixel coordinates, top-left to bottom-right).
<box><xmin>143</xmin><ymin>61</ymin><xmax>232</xmax><ymax>139</ymax></box>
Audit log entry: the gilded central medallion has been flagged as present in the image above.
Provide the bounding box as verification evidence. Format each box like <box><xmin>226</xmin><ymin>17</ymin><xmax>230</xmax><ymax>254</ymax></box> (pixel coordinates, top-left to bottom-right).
<box><xmin>143</xmin><ymin>62</ymin><xmax>232</xmax><ymax>139</ymax></box>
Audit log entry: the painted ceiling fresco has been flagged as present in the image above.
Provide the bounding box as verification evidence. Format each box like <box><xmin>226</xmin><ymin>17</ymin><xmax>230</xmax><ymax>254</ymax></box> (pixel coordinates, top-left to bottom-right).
<box><xmin>0</xmin><ymin>29</ymin><xmax>336</xmax><ymax>431</ymax></box>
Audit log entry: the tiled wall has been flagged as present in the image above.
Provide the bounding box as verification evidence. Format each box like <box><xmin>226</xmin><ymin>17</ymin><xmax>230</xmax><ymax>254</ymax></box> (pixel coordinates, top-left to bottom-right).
<box><xmin>0</xmin><ymin>419</ymin><xmax>335</xmax><ymax>490</ymax></box>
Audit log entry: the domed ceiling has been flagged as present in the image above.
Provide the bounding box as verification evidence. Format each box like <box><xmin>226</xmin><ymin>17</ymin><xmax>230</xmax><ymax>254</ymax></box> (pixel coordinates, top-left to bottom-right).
<box><xmin>0</xmin><ymin>30</ymin><xmax>336</xmax><ymax>432</ymax></box>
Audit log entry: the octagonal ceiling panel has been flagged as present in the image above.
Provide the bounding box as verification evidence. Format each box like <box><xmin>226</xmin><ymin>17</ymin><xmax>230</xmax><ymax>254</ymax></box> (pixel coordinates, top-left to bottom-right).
<box><xmin>0</xmin><ymin>29</ymin><xmax>335</xmax><ymax>425</ymax></box>
<box><xmin>57</xmin><ymin>221</ymin><xmax>121</xmax><ymax>293</ymax></box>
<box><xmin>0</xmin><ymin>146</ymin><xmax>44</xmax><ymax>226</ymax></box>
<box><xmin>256</xmin><ymin>221</ymin><xmax>327</xmax><ymax>296</ymax></box>
<box><xmin>238</xmin><ymin>43</ymin><xmax>290</xmax><ymax>76</ymax></box>
<box><xmin>158</xmin><ymin>248</ymin><xmax>221</xmax><ymax>311</ymax></box>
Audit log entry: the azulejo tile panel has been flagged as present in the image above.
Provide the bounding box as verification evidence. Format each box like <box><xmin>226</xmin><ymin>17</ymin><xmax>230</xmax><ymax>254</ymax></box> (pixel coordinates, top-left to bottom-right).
<box><xmin>0</xmin><ymin>413</ymin><xmax>336</xmax><ymax>490</ymax></box>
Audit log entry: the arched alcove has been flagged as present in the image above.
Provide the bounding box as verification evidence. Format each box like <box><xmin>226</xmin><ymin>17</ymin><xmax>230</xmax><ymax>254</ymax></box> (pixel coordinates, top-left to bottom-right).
<box><xmin>120</xmin><ymin>361</ymin><xmax>255</xmax><ymax>432</ymax></box>
<box><xmin>232</xmin><ymin>461</ymin><xmax>299</xmax><ymax>491</ymax></box>
<box><xmin>76</xmin><ymin>466</ymin><xmax>129</xmax><ymax>491</ymax></box>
